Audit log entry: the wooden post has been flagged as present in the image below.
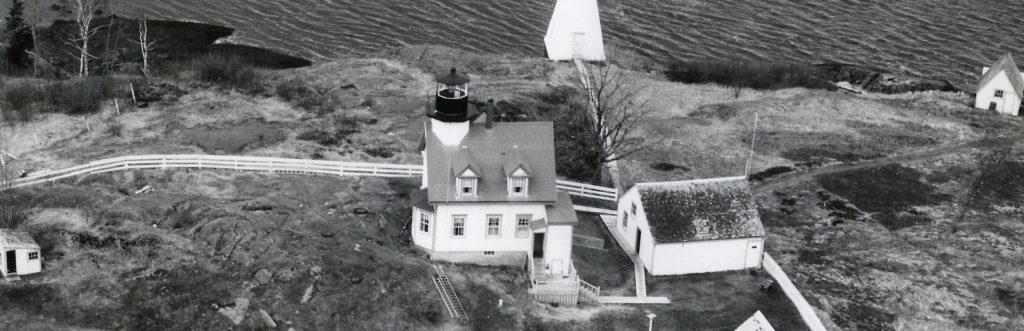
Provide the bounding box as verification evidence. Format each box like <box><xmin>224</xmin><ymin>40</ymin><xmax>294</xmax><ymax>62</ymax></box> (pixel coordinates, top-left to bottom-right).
<box><xmin>114</xmin><ymin>98</ymin><xmax>120</xmax><ymax>116</ymax></box>
<box><xmin>130</xmin><ymin>83</ymin><xmax>138</xmax><ymax>104</ymax></box>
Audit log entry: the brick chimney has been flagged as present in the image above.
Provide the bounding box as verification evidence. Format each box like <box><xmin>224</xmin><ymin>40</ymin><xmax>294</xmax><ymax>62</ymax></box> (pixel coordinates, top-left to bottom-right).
<box><xmin>485</xmin><ymin>98</ymin><xmax>495</xmax><ymax>129</ymax></box>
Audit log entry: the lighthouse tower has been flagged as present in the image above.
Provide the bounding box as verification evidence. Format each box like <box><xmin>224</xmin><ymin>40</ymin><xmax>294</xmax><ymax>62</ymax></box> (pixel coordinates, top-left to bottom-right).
<box><xmin>427</xmin><ymin>67</ymin><xmax>479</xmax><ymax>146</ymax></box>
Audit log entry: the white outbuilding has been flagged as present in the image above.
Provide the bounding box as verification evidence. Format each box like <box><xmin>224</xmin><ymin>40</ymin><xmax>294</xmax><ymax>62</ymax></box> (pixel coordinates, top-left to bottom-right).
<box><xmin>0</xmin><ymin>229</ymin><xmax>42</xmax><ymax>280</ymax></box>
<box><xmin>975</xmin><ymin>53</ymin><xmax>1024</xmax><ymax>116</ymax></box>
<box><xmin>614</xmin><ymin>177</ymin><xmax>766</xmax><ymax>276</ymax></box>
<box><xmin>544</xmin><ymin>0</ymin><xmax>606</xmax><ymax>61</ymax></box>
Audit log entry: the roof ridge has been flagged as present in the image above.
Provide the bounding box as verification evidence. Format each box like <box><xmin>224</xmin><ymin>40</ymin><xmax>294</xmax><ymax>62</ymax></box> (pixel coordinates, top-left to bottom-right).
<box><xmin>978</xmin><ymin>53</ymin><xmax>1024</xmax><ymax>95</ymax></box>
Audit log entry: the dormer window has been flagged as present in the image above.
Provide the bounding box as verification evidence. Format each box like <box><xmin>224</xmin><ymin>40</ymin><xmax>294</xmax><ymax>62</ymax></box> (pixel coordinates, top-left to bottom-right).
<box><xmin>456</xmin><ymin>166</ymin><xmax>479</xmax><ymax>197</ymax></box>
<box><xmin>457</xmin><ymin>177</ymin><xmax>477</xmax><ymax>196</ymax></box>
<box><xmin>506</xmin><ymin>167</ymin><xmax>530</xmax><ymax>197</ymax></box>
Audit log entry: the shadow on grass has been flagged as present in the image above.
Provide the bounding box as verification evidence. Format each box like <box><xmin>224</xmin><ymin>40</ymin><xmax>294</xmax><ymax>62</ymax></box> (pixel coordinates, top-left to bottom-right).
<box><xmin>645</xmin><ymin>270</ymin><xmax>809</xmax><ymax>331</ymax></box>
<box><xmin>819</xmin><ymin>164</ymin><xmax>951</xmax><ymax>230</ymax></box>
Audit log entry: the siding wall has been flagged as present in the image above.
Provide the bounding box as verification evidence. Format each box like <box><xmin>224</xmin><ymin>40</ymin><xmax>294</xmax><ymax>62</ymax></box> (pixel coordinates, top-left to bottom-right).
<box><xmin>0</xmin><ymin>249</ymin><xmax>42</xmax><ymax>276</ymax></box>
<box><xmin>412</xmin><ymin>202</ymin><xmax>547</xmax><ymax>253</ymax></box>
<box><xmin>652</xmin><ymin>238</ymin><xmax>763</xmax><ymax>275</ymax></box>
<box><xmin>615</xmin><ymin>188</ymin><xmax>657</xmax><ymax>269</ymax></box>
<box><xmin>975</xmin><ymin>69</ymin><xmax>1024</xmax><ymax>116</ymax></box>
<box><xmin>543</xmin><ymin>224</ymin><xmax>574</xmax><ymax>274</ymax></box>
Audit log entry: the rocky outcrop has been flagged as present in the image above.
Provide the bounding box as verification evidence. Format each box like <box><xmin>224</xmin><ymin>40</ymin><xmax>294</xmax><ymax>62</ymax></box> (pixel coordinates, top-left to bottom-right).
<box><xmin>217</xmin><ymin>298</ymin><xmax>250</xmax><ymax>325</ymax></box>
<box><xmin>37</xmin><ymin>15</ymin><xmax>311</xmax><ymax>75</ymax></box>
<box><xmin>815</xmin><ymin>62</ymin><xmax>959</xmax><ymax>94</ymax></box>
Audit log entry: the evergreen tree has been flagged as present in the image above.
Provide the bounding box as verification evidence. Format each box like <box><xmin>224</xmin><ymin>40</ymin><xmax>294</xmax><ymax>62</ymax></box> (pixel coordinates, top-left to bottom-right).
<box><xmin>5</xmin><ymin>0</ymin><xmax>34</xmax><ymax>69</ymax></box>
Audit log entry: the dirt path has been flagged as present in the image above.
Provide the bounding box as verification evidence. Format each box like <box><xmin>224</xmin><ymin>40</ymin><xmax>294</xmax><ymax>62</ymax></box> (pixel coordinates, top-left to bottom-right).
<box><xmin>751</xmin><ymin>134</ymin><xmax>1024</xmax><ymax>196</ymax></box>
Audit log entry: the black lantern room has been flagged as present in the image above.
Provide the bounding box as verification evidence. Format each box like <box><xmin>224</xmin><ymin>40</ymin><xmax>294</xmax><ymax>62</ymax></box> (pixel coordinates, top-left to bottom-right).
<box><xmin>430</xmin><ymin>67</ymin><xmax>476</xmax><ymax>122</ymax></box>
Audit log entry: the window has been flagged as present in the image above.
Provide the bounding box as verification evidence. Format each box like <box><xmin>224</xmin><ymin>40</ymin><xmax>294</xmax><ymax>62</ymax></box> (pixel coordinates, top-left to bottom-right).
<box><xmin>457</xmin><ymin>177</ymin><xmax>477</xmax><ymax>196</ymax></box>
<box><xmin>419</xmin><ymin>212</ymin><xmax>431</xmax><ymax>233</ymax></box>
<box><xmin>486</xmin><ymin>215</ymin><xmax>502</xmax><ymax>237</ymax></box>
<box><xmin>631</xmin><ymin>202</ymin><xmax>637</xmax><ymax>215</ymax></box>
<box><xmin>508</xmin><ymin>177</ymin><xmax>528</xmax><ymax>196</ymax></box>
<box><xmin>452</xmin><ymin>215</ymin><xmax>466</xmax><ymax>237</ymax></box>
<box><xmin>28</xmin><ymin>252</ymin><xmax>38</xmax><ymax>260</ymax></box>
<box><xmin>621</xmin><ymin>211</ymin><xmax>628</xmax><ymax>228</ymax></box>
<box><xmin>995</xmin><ymin>90</ymin><xmax>1004</xmax><ymax>98</ymax></box>
<box><xmin>484</xmin><ymin>251</ymin><xmax>495</xmax><ymax>256</ymax></box>
<box><xmin>516</xmin><ymin>215</ymin><xmax>531</xmax><ymax>237</ymax></box>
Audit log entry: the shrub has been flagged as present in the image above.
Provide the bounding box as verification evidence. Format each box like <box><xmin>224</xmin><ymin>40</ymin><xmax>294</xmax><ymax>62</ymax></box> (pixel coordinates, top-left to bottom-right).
<box><xmin>665</xmin><ymin>60</ymin><xmax>834</xmax><ymax>90</ymax></box>
<box><xmin>193</xmin><ymin>55</ymin><xmax>265</xmax><ymax>92</ymax></box>
<box><xmin>1</xmin><ymin>77</ymin><xmax>123</xmax><ymax>120</ymax></box>
<box><xmin>496</xmin><ymin>86</ymin><xmax>603</xmax><ymax>183</ymax></box>
<box><xmin>55</xmin><ymin>77</ymin><xmax>123</xmax><ymax>115</ymax></box>
<box><xmin>0</xmin><ymin>186</ymin><xmax>29</xmax><ymax>229</ymax></box>
<box><xmin>274</xmin><ymin>78</ymin><xmax>340</xmax><ymax>113</ymax></box>
<box><xmin>106</xmin><ymin>120</ymin><xmax>124</xmax><ymax>137</ymax></box>
<box><xmin>1</xmin><ymin>81</ymin><xmax>47</xmax><ymax>122</ymax></box>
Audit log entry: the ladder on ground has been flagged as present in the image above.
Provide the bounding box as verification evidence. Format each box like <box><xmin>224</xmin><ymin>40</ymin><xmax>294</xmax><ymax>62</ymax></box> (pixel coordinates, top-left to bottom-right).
<box><xmin>432</xmin><ymin>265</ymin><xmax>469</xmax><ymax>321</ymax></box>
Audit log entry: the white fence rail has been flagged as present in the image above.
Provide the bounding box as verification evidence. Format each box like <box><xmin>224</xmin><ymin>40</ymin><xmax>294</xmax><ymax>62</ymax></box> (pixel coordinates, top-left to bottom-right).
<box><xmin>5</xmin><ymin>154</ymin><xmax>424</xmax><ymax>189</ymax></box>
<box><xmin>555</xmin><ymin>179</ymin><xmax>617</xmax><ymax>201</ymax></box>
<box><xmin>6</xmin><ymin>155</ymin><xmax>622</xmax><ymax>204</ymax></box>
<box><xmin>762</xmin><ymin>254</ymin><xmax>827</xmax><ymax>331</ymax></box>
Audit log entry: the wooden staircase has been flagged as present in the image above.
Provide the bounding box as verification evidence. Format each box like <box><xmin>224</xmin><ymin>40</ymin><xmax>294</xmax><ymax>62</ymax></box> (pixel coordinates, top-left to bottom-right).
<box><xmin>432</xmin><ymin>265</ymin><xmax>468</xmax><ymax>321</ymax></box>
<box><xmin>578</xmin><ymin>279</ymin><xmax>601</xmax><ymax>304</ymax></box>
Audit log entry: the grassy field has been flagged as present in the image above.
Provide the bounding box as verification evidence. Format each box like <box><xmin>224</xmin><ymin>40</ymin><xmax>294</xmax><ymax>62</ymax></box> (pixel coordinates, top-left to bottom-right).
<box><xmin>4</xmin><ymin>45</ymin><xmax>1022</xmax><ymax>330</ymax></box>
<box><xmin>615</xmin><ymin>69</ymin><xmax>1024</xmax><ymax>329</ymax></box>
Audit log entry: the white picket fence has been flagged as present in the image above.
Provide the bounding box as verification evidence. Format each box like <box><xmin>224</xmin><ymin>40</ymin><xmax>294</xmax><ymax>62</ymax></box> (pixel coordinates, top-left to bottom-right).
<box><xmin>6</xmin><ymin>154</ymin><xmax>622</xmax><ymax>204</ymax></box>
<box><xmin>5</xmin><ymin>154</ymin><xmax>424</xmax><ymax>189</ymax></box>
<box><xmin>555</xmin><ymin>179</ymin><xmax>617</xmax><ymax>201</ymax></box>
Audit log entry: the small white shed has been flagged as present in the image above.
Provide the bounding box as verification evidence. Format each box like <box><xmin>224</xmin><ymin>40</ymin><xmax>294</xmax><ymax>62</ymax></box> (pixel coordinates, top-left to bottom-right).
<box><xmin>544</xmin><ymin>0</ymin><xmax>606</xmax><ymax>61</ymax></box>
<box><xmin>975</xmin><ymin>53</ymin><xmax>1024</xmax><ymax>116</ymax></box>
<box><xmin>0</xmin><ymin>229</ymin><xmax>42</xmax><ymax>279</ymax></box>
<box><xmin>614</xmin><ymin>177</ymin><xmax>766</xmax><ymax>276</ymax></box>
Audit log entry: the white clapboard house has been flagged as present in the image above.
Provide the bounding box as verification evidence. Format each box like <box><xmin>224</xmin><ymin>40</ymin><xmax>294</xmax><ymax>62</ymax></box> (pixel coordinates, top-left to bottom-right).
<box><xmin>614</xmin><ymin>177</ymin><xmax>766</xmax><ymax>276</ymax></box>
<box><xmin>975</xmin><ymin>53</ymin><xmax>1024</xmax><ymax>116</ymax></box>
<box><xmin>410</xmin><ymin>68</ymin><xmax>594</xmax><ymax>305</ymax></box>
<box><xmin>544</xmin><ymin>0</ymin><xmax>606</xmax><ymax>61</ymax></box>
<box><xmin>1</xmin><ymin>229</ymin><xmax>42</xmax><ymax>280</ymax></box>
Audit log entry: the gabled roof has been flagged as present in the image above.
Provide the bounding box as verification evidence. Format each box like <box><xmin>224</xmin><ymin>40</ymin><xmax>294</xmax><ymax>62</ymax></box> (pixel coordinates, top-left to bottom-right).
<box><xmin>501</xmin><ymin>147</ymin><xmax>532</xmax><ymax>177</ymax></box>
<box><xmin>451</xmin><ymin>148</ymin><xmax>480</xmax><ymax>178</ymax></box>
<box><xmin>634</xmin><ymin>177</ymin><xmax>764</xmax><ymax>243</ymax></box>
<box><xmin>978</xmin><ymin>53</ymin><xmax>1024</xmax><ymax>96</ymax></box>
<box><xmin>423</xmin><ymin>118</ymin><xmax>557</xmax><ymax>203</ymax></box>
<box><xmin>545</xmin><ymin>192</ymin><xmax>579</xmax><ymax>225</ymax></box>
<box><xmin>0</xmin><ymin>229</ymin><xmax>40</xmax><ymax>250</ymax></box>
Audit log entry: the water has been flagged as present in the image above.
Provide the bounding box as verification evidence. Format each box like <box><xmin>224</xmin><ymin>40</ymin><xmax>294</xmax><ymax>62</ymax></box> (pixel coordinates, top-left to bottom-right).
<box><xmin>103</xmin><ymin>0</ymin><xmax>1024</xmax><ymax>89</ymax></box>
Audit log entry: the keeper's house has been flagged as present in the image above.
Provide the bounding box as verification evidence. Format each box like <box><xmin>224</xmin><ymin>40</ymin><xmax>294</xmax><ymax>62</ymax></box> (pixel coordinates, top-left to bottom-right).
<box><xmin>1</xmin><ymin>229</ymin><xmax>42</xmax><ymax>280</ymax></box>
<box><xmin>614</xmin><ymin>177</ymin><xmax>766</xmax><ymax>275</ymax></box>
<box><xmin>410</xmin><ymin>68</ymin><xmax>580</xmax><ymax>283</ymax></box>
<box><xmin>975</xmin><ymin>53</ymin><xmax>1024</xmax><ymax>116</ymax></box>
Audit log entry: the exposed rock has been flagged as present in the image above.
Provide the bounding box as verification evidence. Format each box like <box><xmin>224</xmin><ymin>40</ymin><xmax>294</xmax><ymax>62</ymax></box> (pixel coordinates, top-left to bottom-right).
<box><xmin>815</xmin><ymin>62</ymin><xmax>959</xmax><ymax>94</ymax></box>
<box><xmin>320</xmin><ymin>231</ymin><xmax>334</xmax><ymax>238</ymax></box>
<box><xmin>254</xmin><ymin>269</ymin><xmax>273</xmax><ymax>285</ymax></box>
<box><xmin>258</xmin><ymin>309</ymin><xmax>278</xmax><ymax>328</ymax></box>
<box><xmin>217</xmin><ymin>298</ymin><xmax>250</xmax><ymax>325</ymax></box>
<box><xmin>301</xmin><ymin>284</ymin><xmax>315</xmax><ymax>303</ymax></box>
<box><xmin>353</xmin><ymin>207</ymin><xmax>369</xmax><ymax>215</ymax></box>
<box><xmin>350</xmin><ymin>276</ymin><xmax>363</xmax><ymax>284</ymax></box>
<box><xmin>276</xmin><ymin>268</ymin><xmax>297</xmax><ymax>282</ymax></box>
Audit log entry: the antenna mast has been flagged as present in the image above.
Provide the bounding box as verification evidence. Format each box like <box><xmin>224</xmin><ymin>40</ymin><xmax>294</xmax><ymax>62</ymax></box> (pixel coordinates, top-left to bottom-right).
<box><xmin>744</xmin><ymin>113</ymin><xmax>759</xmax><ymax>177</ymax></box>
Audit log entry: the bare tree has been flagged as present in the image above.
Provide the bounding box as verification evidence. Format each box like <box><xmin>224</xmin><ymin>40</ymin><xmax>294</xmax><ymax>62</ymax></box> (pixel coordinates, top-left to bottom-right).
<box><xmin>572</xmin><ymin>62</ymin><xmax>651</xmax><ymax>164</ymax></box>
<box><xmin>133</xmin><ymin>14</ymin><xmax>156</xmax><ymax>79</ymax></box>
<box><xmin>0</xmin><ymin>133</ymin><xmax>26</xmax><ymax>229</ymax></box>
<box><xmin>65</xmin><ymin>0</ymin><xmax>102</xmax><ymax>77</ymax></box>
